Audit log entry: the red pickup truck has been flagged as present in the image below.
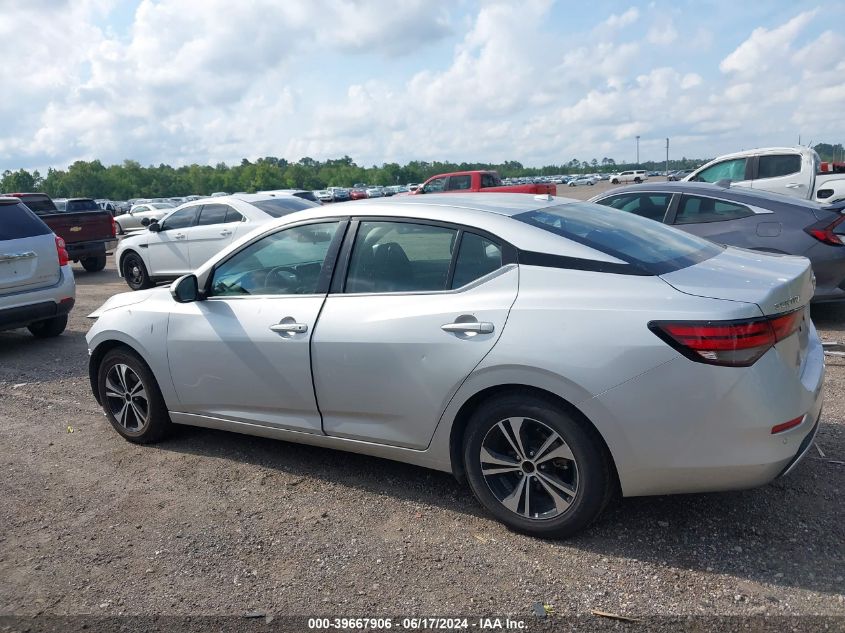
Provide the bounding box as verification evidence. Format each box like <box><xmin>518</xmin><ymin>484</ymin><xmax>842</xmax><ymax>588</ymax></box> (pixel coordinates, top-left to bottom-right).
<box><xmin>6</xmin><ymin>193</ymin><xmax>116</xmax><ymax>272</ymax></box>
<box><xmin>412</xmin><ymin>170</ymin><xmax>557</xmax><ymax>196</ymax></box>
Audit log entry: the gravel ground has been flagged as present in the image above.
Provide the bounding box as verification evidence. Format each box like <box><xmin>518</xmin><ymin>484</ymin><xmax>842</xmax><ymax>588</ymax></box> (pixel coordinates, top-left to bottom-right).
<box><xmin>0</xmin><ymin>186</ymin><xmax>843</xmax><ymax>631</ymax></box>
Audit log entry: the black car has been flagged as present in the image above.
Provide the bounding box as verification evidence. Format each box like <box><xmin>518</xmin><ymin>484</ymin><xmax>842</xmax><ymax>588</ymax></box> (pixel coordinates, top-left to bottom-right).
<box><xmin>591</xmin><ymin>181</ymin><xmax>845</xmax><ymax>302</ymax></box>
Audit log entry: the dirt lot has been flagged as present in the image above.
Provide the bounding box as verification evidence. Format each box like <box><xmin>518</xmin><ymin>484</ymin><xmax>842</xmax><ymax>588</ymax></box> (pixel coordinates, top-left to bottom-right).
<box><xmin>1</xmin><ymin>187</ymin><xmax>843</xmax><ymax>630</ymax></box>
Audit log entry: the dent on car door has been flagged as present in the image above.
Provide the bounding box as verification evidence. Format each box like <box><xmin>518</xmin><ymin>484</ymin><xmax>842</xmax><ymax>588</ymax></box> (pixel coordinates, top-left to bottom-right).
<box><xmin>166</xmin><ymin>220</ymin><xmax>346</xmax><ymax>431</ymax></box>
<box><xmin>311</xmin><ymin>220</ymin><xmax>519</xmax><ymax>449</ymax></box>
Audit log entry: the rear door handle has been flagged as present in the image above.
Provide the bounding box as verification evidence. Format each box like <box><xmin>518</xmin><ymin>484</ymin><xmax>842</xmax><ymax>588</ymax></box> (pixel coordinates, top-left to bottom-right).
<box><xmin>219</xmin><ymin>230</ymin><xmax>232</xmax><ymax>236</ymax></box>
<box><xmin>174</xmin><ymin>233</ymin><xmax>186</xmax><ymax>240</ymax></box>
<box><xmin>441</xmin><ymin>321</ymin><xmax>494</xmax><ymax>334</ymax></box>
<box><xmin>269</xmin><ymin>322</ymin><xmax>308</xmax><ymax>334</ymax></box>
<box><xmin>785</xmin><ymin>183</ymin><xmax>802</xmax><ymax>189</ymax></box>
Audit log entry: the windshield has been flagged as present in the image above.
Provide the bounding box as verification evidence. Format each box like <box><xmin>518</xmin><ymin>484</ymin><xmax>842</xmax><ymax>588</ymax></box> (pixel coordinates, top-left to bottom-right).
<box><xmin>65</xmin><ymin>199</ymin><xmax>100</xmax><ymax>212</ymax></box>
<box><xmin>515</xmin><ymin>202</ymin><xmax>722</xmax><ymax>275</ymax></box>
<box><xmin>151</xmin><ymin>203</ymin><xmax>175</xmax><ymax>209</ymax></box>
<box><xmin>251</xmin><ymin>197</ymin><xmax>320</xmax><ymax>217</ymax></box>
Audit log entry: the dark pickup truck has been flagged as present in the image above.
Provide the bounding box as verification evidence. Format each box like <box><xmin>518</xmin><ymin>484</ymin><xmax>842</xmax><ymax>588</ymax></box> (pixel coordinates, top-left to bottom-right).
<box><xmin>5</xmin><ymin>193</ymin><xmax>116</xmax><ymax>272</ymax></box>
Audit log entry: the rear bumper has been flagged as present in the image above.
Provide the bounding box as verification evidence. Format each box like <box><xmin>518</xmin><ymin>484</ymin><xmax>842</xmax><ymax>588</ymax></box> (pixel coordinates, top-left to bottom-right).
<box><xmin>0</xmin><ymin>265</ymin><xmax>76</xmax><ymax>331</ymax></box>
<box><xmin>66</xmin><ymin>239</ymin><xmax>118</xmax><ymax>260</ymax></box>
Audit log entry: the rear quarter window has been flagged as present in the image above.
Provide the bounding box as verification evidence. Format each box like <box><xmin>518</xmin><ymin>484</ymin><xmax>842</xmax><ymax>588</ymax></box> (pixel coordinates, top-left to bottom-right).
<box><xmin>515</xmin><ymin>202</ymin><xmax>722</xmax><ymax>275</ymax></box>
<box><xmin>0</xmin><ymin>202</ymin><xmax>52</xmax><ymax>240</ymax></box>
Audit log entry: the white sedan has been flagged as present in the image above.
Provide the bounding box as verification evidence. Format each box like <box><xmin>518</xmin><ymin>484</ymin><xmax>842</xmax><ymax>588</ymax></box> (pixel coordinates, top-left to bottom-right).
<box><xmin>115</xmin><ymin>203</ymin><xmax>176</xmax><ymax>234</ymax></box>
<box><xmin>115</xmin><ymin>194</ymin><xmax>319</xmax><ymax>290</ymax></box>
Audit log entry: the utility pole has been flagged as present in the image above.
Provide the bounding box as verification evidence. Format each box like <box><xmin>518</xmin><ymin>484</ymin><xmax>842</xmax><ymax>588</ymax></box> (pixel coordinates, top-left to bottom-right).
<box><xmin>636</xmin><ymin>136</ymin><xmax>640</xmax><ymax>166</ymax></box>
<box><xmin>665</xmin><ymin>138</ymin><xmax>669</xmax><ymax>177</ymax></box>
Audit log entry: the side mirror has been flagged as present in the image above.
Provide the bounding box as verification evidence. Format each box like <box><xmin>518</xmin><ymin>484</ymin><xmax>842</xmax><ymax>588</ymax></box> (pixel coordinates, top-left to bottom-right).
<box><xmin>170</xmin><ymin>274</ymin><xmax>199</xmax><ymax>303</ymax></box>
<box><xmin>147</xmin><ymin>219</ymin><xmax>161</xmax><ymax>232</ymax></box>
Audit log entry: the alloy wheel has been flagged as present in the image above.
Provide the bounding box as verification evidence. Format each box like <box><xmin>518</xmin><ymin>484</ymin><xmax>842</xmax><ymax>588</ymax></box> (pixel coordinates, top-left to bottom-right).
<box><xmin>104</xmin><ymin>363</ymin><xmax>149</xmax><ymax>432</ymax></box>
<box><xmin>480</xmin><ymin>417</ymin><xmax>579</xmax><ymax>520</ymax></box>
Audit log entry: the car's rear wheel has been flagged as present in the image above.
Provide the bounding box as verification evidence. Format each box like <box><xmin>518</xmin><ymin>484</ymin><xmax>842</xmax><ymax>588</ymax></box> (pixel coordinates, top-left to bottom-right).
<box><xmin>27</xmin><ymin>314</ymin><xmax>68</xmax><ymax>338</ymax></box>
<box><xmin>115</xmin><ymin>222</ymin><xmax>125</xmax><ymax>235</ymax></box>
<box><xmin>122</xmin><ymin>252</ymin><xmax>153</xmax><ymax>290</ymax></box>
<box><xmin>463</xmin><ymin>393</ymin><xmax>613</xmax><ymax>538</ymax></box>
<box><xmin>81</xmin><ymin>255</ymin><xmax>107</xmax><ymax>272</ymax></box>
<box><xmin>634</xmin><ymin>177</ymin><xmax>641</xmax><ymax>183</ymax></box>
<box><xmin>97</xmin><ymin>347</ymin><xmax>170</xmax><ymax>443</ymax></box>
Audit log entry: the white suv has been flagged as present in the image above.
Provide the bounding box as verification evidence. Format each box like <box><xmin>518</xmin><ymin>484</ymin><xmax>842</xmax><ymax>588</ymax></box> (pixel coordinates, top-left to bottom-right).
<box><xmin>610</xmin><ymin>170</ymin><xmax>648</xmax><ymax>185</ymax></box>
<box><xmin>0</xmin><ymin>197</ymin><xmax>75</xmax><ymax>337</ymax></box>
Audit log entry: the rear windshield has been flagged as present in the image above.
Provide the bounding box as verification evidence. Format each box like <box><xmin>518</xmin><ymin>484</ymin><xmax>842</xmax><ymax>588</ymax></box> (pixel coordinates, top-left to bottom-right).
<box><xmin>515</xmin><ymin>202</ymin><xmax>722</xmax><ymax>275</ymax></box>
<box><xmin>65</xmin><ymin>199</ymin><xmax>100</xmax><ymax>212</ymax></box>
<box><xmin>292</xmin><ymin>191</ymin><xmax>319</xmax><ymax>203</ymax></box>
<box><xmin>251</xmin><ymin>198</ymin><xmax>319</xmax><ymax>217</ymax></box>
<box><xmin>0</xmin><ymin>202</ymin><xmax>52</xmax><ymax>240</ymax></box>
<box><xmin>12</xmin><ymin>195</ymin><xmax>57</xmax><ymax>214</ymax></box>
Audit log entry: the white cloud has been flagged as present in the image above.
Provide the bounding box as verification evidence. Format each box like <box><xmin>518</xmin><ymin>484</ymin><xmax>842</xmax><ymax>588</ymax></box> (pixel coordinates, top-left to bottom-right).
<box><xmin>719</xmin><ymin>9</ymin><xmax>817</xmax><ymax>76</ymax></box>
<box><xmin>602</xmin><ymin>7</ymin><xmax>640</xmax><ymax>30</ymax></box>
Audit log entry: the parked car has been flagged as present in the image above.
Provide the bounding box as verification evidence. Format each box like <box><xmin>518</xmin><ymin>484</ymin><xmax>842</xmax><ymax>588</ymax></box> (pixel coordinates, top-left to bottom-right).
<box><xmin>684</xmin><ymin>147</ymin><xmax>845</xmax><ymax>204</ymax></box>
<box><xmin>115</xmin><ymin>194</ymin><xmax>319</xmax><ymax>290</ymax></box>
<box><xmin>609</xmin><ymin>170</ymin><xmax>648</xmax><ymax>185</ymax></box>
<box><xmin>256</xmin><ymin>189</ymin><xmax>321</xmax><ymax>203</ymax></box>
<box><xmin>590</xmin><ymin>182</ymin><xmax>845</xmax><ymax>302</ymax></box>
<box><xmin>210</xmin><ymin>192</ymin><xmax>229</xmax><ymax>197</ymax></box>
<box><xmin>414</xmin><ymin>171</ymin><xmax>557</xmax><ymax>196</ymax></box>
<box><xmin>349</xmin><ymin>188</ymin><xmax>368</xmax><ymax>200</ymax></box>
<box><xmin>5</xmin><ymin>193</ymin><xmax>116</xmax><ymax>272</ymax></box>
<box><xmin>667</xmin><ymin>169</ymin><xmax>693</xmax><ymax>181</ymax></box>
<box><xmin>568</xmin><ymin>176</ymin><xmax>596</xmax><ymax>187</ymax></box>
<box><xmin>0</xmin><ymin>197</ymin><xmax>75</xmax><ymax>337</ymax></box>
<box><xmin>366</xmin><ymin>187</ymin><xmax>384</xmax><ymax>198</ymax></box>
<box><xmin>328</xmin><ymin>187</ymin><xmax>350</xmax><ymax>202</ymax></box>
<box><xmin>314</xmin><ymin>190</ymin><xmax>334</xmax><ymax>203</ymax></box>
<box><xmin>115</xmin><ymin>203</ymin><xmax>176</xmax><ymax>234</ymax></box>
<box><xmin>88</xmin><ymin>193</ymin><xmax>823</xmax><ymax>538</ymax></box>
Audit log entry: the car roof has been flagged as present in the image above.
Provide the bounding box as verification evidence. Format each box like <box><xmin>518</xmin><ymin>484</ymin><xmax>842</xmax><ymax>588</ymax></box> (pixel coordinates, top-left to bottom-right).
<box><xmin>353</xmin><ymin>192</ymin><xmax>580</xmax><ymax>217</ymax></box>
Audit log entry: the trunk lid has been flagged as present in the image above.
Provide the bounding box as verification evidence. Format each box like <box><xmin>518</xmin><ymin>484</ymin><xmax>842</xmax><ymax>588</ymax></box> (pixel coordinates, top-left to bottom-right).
<box><xmin>659</xmin><ymin>247</ymin><xmax>814</xmax><ymax>316</ymax></box>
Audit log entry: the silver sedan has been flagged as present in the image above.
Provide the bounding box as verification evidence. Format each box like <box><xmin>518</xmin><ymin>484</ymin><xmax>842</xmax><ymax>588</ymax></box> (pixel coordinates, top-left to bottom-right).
<box><xmin>86</xmin><ymin>194</ymin><xmax>824</xmax><ymax>538</ymax></box>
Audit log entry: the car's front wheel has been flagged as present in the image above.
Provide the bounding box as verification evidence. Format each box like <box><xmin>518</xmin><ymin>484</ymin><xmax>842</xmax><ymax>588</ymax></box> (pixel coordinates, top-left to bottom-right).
<box><xmin>122</xmin><ymin>252</ymin><xmax>153</xmax><ymax>290</ymax></box>
<box><xmin>611</xmin><ymin>178</ymin><xmax>619</xmax><ymax>185</ymax></box>
<box><xmin>463</xmin><ymin>393</ymin><xmax>614</xmax><ymax>538</ymax></box>
<box><xmin>97</xmin><ymin>347</ymin><xmax>171</xmax><ymax>443</ymax></box>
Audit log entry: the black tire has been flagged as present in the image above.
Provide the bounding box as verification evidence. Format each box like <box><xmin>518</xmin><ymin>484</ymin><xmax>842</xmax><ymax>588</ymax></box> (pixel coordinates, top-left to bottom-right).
<box><xmin>115</xmin><ymin>222</ymin><xmax>125</xmax><ymax>236</ymax></box>
<box><xmin>122</xmin><ymin>252</ymin><xmax>153</xmax><ymax>290</ymax></box>
<box><xmin>97</xmin><ymin>347</ymin><xmax>171</xmax><ymax>444</ymax></box>
<box><xmin>81</xmin><ymin>255</ymin><xmax>107</xmax><ymax>272</ymax></box>
<box><xmin>611</xmin><ymin>178</ymin><xmax>619</xmax><ymax>185</ymax></box>
<box><xmin>634</xmin><ymin>177</ymin><xmax>641</xmax><ymax>183</ymax></box>
<box><xmin>463</xmin><ymin>393</ymin><xmax>614</xmax><ymax>539</ymax></box>
<box><xmin>27</xmin><ymin>314</ymin><xmax>68</xmax><ymax>338</ymax></box>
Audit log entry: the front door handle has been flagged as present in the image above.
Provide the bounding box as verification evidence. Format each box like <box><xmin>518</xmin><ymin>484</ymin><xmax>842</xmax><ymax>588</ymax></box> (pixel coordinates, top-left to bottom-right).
<box><xmin>785</xmin><ymin>183</ymin><xmax>802</xmax><ymax>189</ymax></box>
<box><xmin>270</xmin><ymin>322</ymin><xmax>308</xmax><ymax>334</ymax></box>
<box><xmin>174</xmin><ymin>233</ymin><xmax>186</xmax><ymax>240</ymax></box>
<box><xmin>441</xmin><ymin>321</ymin><xmax>494</xmax><ymax>334</ymax></box>
<box><xmin>219</xmin><ymin>230</ymin><xmax>232</xmax><ymax>236</ymax></box>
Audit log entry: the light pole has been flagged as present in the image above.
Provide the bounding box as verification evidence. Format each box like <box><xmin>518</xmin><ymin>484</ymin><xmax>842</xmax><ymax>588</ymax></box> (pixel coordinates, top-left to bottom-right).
<box><xmin>665</xmin><ymin>138</ymin><xmax>669</xmax><ymax>177</ymax></box>
<box><xmin>635</xmin><ymin>136</ymin><xmax>640</xmax><ymax>167</ymax></box>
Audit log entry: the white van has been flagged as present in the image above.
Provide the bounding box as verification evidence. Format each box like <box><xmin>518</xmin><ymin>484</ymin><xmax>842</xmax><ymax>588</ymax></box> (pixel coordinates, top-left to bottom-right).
<box><xmin>610</xmin><ymin>170</ymin><xmax>648</xmax><ymax>185</ymax></box>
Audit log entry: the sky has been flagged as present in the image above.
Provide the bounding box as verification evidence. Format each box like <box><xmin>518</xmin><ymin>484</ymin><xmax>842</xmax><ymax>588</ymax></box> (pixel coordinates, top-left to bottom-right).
<box><xmin>1</xmin><ymin>0</ymin><xmax>843</xmax><ymax>172</ymax></box>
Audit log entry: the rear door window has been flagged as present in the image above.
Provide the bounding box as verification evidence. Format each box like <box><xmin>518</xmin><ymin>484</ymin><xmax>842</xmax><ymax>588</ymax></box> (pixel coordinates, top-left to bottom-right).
<box><xmin>757</xmin><ymin>154</ymin><xmax>801</xmax><ymax>179</ymax></box>
<box><xmin>197</xmin><ymin>204</ymin><xmax>229</xmax><ymax>226</ymax></box>
<box><xmin>674</xmin><ymin>195</ymin><xmax>754</xmax><ymax>225</ymax></box>
<box><xmin>515</xmin><ymin>202</ymin><xmax>722</xmax><ymax>275</ymax></box>
<box><xmin>447</xmin><ymin>175</ymin><xmax>472</xmax><ymax>191</ymax></box>
<box><xmin>595</xmin><ymin>193</ymin><xmax>672</xmax><ymax>222</ymax></box>
<box><xmin>0</xmin><ymin>202</ymin><xmax>51</xmax><ymax>240</ymax></box>
<box><xmin>345</xmin><ymin>221</ymin><xmax>457</xmax><ymax>293</ymax></box>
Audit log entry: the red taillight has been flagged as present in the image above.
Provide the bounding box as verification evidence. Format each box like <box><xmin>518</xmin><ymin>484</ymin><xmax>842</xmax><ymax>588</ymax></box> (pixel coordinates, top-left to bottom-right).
<box><xmin>110</xmin><ymin>216</ymin><xmax>117</xmax><ymax>238</ymax></box>
<box><xmin>805</xmin><ymin>215</ymin><xmax>844</xmax><ymax>246</ymax></box>
<box><xmin>55</xmin><ymin>235</ymin><xmax>69</xmax><ymax>266</ymax></box>
<box><xmin>771</xmin><ymin>416</ymin><xmax>803</xmax><ymax>434</ymax></box>
<box><xmin>649</xmin><ymin>309</ymin><xmax>804</xmax><ymax>367</ymax></box>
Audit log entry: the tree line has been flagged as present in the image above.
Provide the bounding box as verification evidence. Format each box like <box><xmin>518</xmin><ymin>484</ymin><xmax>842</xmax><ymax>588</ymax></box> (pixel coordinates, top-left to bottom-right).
<box><xmin>0</xmin><ymin>143</ymin><xmax>838</xmax><ymax>200</ymax></box>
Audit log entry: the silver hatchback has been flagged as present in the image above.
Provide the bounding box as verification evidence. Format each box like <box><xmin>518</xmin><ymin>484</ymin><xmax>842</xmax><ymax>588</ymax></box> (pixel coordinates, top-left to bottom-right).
<box><xmin>87</xmin><ymin>194</ymin><xmax>824</xmax><ymax>538</ymax></box>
